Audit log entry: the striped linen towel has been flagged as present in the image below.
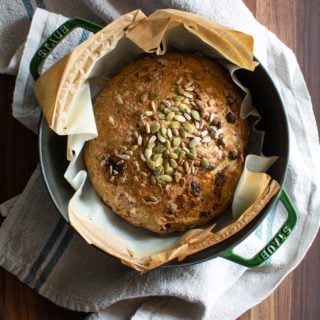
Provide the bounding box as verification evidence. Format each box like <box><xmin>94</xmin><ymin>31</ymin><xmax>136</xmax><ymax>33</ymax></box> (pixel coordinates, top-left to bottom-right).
<box><xmin>1</xmin><ymin>1</ymin><xmax>320</xmax><ymax>319</ymax></box>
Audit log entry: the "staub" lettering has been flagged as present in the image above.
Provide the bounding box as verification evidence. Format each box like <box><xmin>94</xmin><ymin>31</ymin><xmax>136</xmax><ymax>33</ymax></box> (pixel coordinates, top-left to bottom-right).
<box><xmin>259</xmin><ymin>225</ymin><xmax>291</xmax><ymax>260</ymax></box>
<box><xmin>37</xmin><ymin>25</ymin><xmax>69</xmax><ymax>58</ymax></box>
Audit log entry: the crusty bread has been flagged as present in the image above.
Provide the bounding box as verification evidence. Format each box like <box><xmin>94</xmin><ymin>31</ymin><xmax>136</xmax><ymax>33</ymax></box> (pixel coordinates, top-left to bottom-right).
<box><xmin>84</xmin><ymin>53</ymin><xmax>249</xmax><ymax>233</ymax></box>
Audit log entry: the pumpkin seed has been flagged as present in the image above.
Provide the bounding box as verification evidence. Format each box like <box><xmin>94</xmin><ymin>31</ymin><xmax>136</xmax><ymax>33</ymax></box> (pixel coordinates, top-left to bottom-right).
<box><xmin>150</xmin><ymin>93</ymin><xmax>159</xmax><ymax>100</ymax></box>
<box><xmin>157</xmin><ymin>175</ymin><xmax>172</xmax><ymax>183</ymax></box>
<box><xmin>154</xmin><ymin>165</ymin><xmax>164</xmax><ymax>175</ymax></box>
<box><xmin>174</xmin><ymin>115</ymin><xmax>186</xmax><ymax>122</ymax></box>
<box><xmin>170</xmin><ymin>159</ymin><xmax>178</xmax><ymax>169</ymax></box>
<box><xmin>158</xmin><ymin>113</ymin><xmax>166</xmax><ymax>120</ymax></box>
<box><xmin>144</xmin><ymin>148</ymin><xmax>152</xmax><ymax>159</ymax></box>
<box><xmin>173</xmin><ymin>95</ymin><xmax>184</xmax><ymax>101</ymax></box>
<box><xmin>147</xmin><ymin>142</ymin><xmax>155</xmax><ymax>149</ymax></box>
<box><xmin>178</xmin><ymin>103</ymin><xmax>187</xmax><ymax>112</ymax></box>
<box><xmin>201</xmin><ymin>158</ymin><xmax>210</xmax><ymax>168</ymax></box>
<box><xmin>173</xmin><ymin>137</ymin><xmax>181</xmax><ymax>147</ymax></box>
<box><xmin>154</xmin><ymin>157</ymin><xmax>163</xmax><ymax>167</ymax></box>
<box><xmin>183</xmin><ymin>122</ymin><xmax>194</xmax><ymax>133</ymax></box>
<box><xmin>166</xmin><ymin>112</ymin><xmax>175</xmax><ymax>121</ymax></box>
<box><xmin>179</xmin><ymin>128</ymin><xmax>188</xmax><ymax>139</ymax></box>
<box><xmin>154</xmin><ymin>144</ymin><xmax>166</xmax><ymax>153</ymax></box>
<box><xmin>187</xmin><ymin>153</ymin><xmax>196</xmax><ymax>160</ymax></box>
<box><xmin>157</xmin><ymin>131</ymin><xmax>166</xmax><ymax>143</ymax></box>
<box><xmin>150</xmin><ymin>123</ymin><xmax>160</xmax><ymax>134</ymax></box>
<box><xmin>162</xmin><ymin>100</ymin><xmax>171</xmax><ymax>107</ymax></box>
<box><xmin>167</xmin><ymin>128</ymin><xmax>173</xmax><ymax>139</ymax></box>
<box><xmin>165</xmin><ymin>140</ymin><xmax>171</xmax><ymax>148</ymax></box>
<box><xmin>169</xmin><ymin>152</ymin><xmax>178</xmax><ymax>159</ymax></box>
<box><xmin>169</xmin><ymin>121</ymin><xmax>180</xmax><ymax>129</ymax></box>
<box><xmin>161</xmin><ymin>127</ymin><xmax>167</xmax><ymax>137</ymax></box>
<box><xmin>164</xmin><ymin>162</ymin><xmax>173</xmax><ymax>174</ymax></box>
<box><xmin>191</xmin><ymin>110</ymin><xmax>201</xmax><ymax>121</ymax></box>
<box><xmin>147</xmin><ymin>160</ymin><xmax>156</xmax><ymax>170</ymax></box>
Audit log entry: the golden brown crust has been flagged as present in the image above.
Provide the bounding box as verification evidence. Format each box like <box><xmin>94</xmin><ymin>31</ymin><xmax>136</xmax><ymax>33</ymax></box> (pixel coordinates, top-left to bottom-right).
<box><xmin>84</xmin><ymin>53</ymin><xmax>249</xmax><ymax>233</ymax></box>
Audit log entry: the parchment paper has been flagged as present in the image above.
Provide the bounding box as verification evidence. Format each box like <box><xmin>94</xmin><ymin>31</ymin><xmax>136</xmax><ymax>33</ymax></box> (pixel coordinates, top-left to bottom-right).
<box><xmin>34</xmin><ymin>9</ymin><xmax>280</xmax><ymax>271</ymax></box>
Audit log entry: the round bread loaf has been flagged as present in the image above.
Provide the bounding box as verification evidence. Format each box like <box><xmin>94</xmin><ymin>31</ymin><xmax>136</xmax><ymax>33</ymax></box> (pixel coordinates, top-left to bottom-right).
<box><xmin>84</xmin><ymin>53</ymin><xmax>249</xmax><ymax>233</ymax></box>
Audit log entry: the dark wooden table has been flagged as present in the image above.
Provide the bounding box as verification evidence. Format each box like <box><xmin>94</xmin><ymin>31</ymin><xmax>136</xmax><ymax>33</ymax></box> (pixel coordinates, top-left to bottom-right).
<box><xmin>1</xmin><ymin>1</ymin><xmax>319</xmax><ymax>319</ymax></box>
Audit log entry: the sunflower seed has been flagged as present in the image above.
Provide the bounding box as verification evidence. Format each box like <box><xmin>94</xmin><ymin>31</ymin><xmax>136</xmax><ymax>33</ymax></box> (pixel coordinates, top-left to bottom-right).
<box><xmin>189</xmin><ymin>138</ymin><xmax>200</xmax><ymax>148</ymax></box>
<box><xmin>149</xmin><ymin>135</ymin><xmax>157</xmax><ymax>144</ymax></box>
<box><xmin>202</xmin><ymin>136</ymin><xmax>211</xmax><ymax>143</ymax></box>
<box><xmin>172</xmin><ymin>128</ymin><xmax>180</xmax><ymax>136</ymax></box>
<box><xmin>108</xmin><ymin>116</ymin><xmax>115</xmax><ymax>126</ymax></box>
<box><xmin>174</xmin><ymin>172</ymin><xmax>182</xmax><ymax>183</ymax></box>
<box><xmin>115</xmin><ymin>94</ymin><xmax>123</xmax><ymax>105</ymax></box>
<box><xmin>162</xmin><ymin>100</ymin><xmax>171</xmax><ymax>107</ymax></box>
<box><xmin>109</xmin><ymin>165</ymin><xmax>113</xmax><ymax>175</ymax></box>
<box><xmin>201</xmin><ymin>130</ymin><xmax>208</xmax><ymax>137</ymax></box>
<box><xmin>185</xmin><ymin>86</ymin><xmax>195</xmax><ymax>92</ymax></box>
<box><xmin>183</xmin><ymin>92</ymin><xmax>193</xmax><ymax>99</ymax></box>
<box><xmin>145</xmin><ymin>123</ymin><xmax>151</xmax><ymax>134</ymax></box>
<box><xmin>139</xmin><ymin>171</ymin><xmax>149</xmax><ymax>177</ymax></box>
<box><xmin>118</xmin><ymin>154</ymin><xmax>130</xmax><ymax>160</ymax></box>
<box><xmin>183</xmin><ymin>161</ymin><xmax>189</xmax><ymax>173</ymax></box>
<box><xmin>141</xmin><ymin>92</ymin><xmax>148</xmax><ymax>102</ymax></box>
<box><xmin>150</xmin><ymin>175</ymin><xmax>157</xmax><ymax>185</ymax></box>
<box><xmin>177</xmin><ymin>166</ymin><xmax>184</xmax><ymax>173</ymax></box>
<box><xmin>140</xmin><ymin>153</ymin><xmax>146</xmax><ymax>162</ymax></box>
<box><xmin>124</xmin><ymin>150</ymin><xmax>133</xmax><ymax>156</ymax></box>
<box><xmin>133</xmin><ymin>161</ymin><xmax>140</xmax><ymax>169</ymax></box>
<box><xmin>209</xmin><ymin>113</ymin><xmax>215</xmax><ymax>123</ymax></box>
<box><xmin>134</xmin><ymin>175</ymin><xmax>139</xmax><ymax>182</ymax></box>
<box><xmin>151</xmin><ymin>101</ymin><xmax>157</xmax><ymax>112</ymax></box>
<box><xmin>183</xmin><ymin>113</ymin><xmax>192</xmax><ymax>121</ymax></box>
<box><xmin>136</xmin><ymin>135</ymin><xmax>143</xmax><ymax>147</ymax></box>
<box><xmin>176</xmin><ymin>76</ymin><xmax>183</xmax><ymax>85</ymax></box>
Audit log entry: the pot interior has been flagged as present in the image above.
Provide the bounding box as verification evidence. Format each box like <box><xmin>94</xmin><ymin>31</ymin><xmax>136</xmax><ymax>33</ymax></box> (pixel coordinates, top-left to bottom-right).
<box><xmin>39</xmin><ymin>61</ymin><xmax>289</xmax><ymax>267</ymax></box>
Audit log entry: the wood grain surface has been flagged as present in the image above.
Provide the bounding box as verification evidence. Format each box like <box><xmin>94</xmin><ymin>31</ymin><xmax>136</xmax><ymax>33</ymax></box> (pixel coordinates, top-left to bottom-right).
<box><xmin>0</xmin><ymin>1</ymin><xmax>319</xmax><ymax>319</ymax></box>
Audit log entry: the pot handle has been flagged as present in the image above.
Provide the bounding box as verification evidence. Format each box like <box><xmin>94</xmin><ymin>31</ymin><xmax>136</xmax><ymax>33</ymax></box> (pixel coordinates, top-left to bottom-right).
<box><xmin>220</xmin><ymin>188</ymin><xmax>297</xmax><ymax>267</ymax></box>
<box><xmin>30</xmin><ymin>18</ymin><xmax>103</xmax><ymax>81</ymax></box>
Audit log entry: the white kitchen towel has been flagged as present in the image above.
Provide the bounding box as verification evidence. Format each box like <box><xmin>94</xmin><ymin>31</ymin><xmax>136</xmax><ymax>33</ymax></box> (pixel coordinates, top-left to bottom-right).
<box><xmin>0</xmin><ymin>1</ymin><xmax>320</xmax><ymax>320</ymax></box>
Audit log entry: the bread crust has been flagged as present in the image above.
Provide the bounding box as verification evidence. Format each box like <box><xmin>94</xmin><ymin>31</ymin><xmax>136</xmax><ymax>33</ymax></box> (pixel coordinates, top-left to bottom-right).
<box><xmin>84</xmin><ymin>53</ymin><xmax>249</xmax><ymax>233</ymax></box>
